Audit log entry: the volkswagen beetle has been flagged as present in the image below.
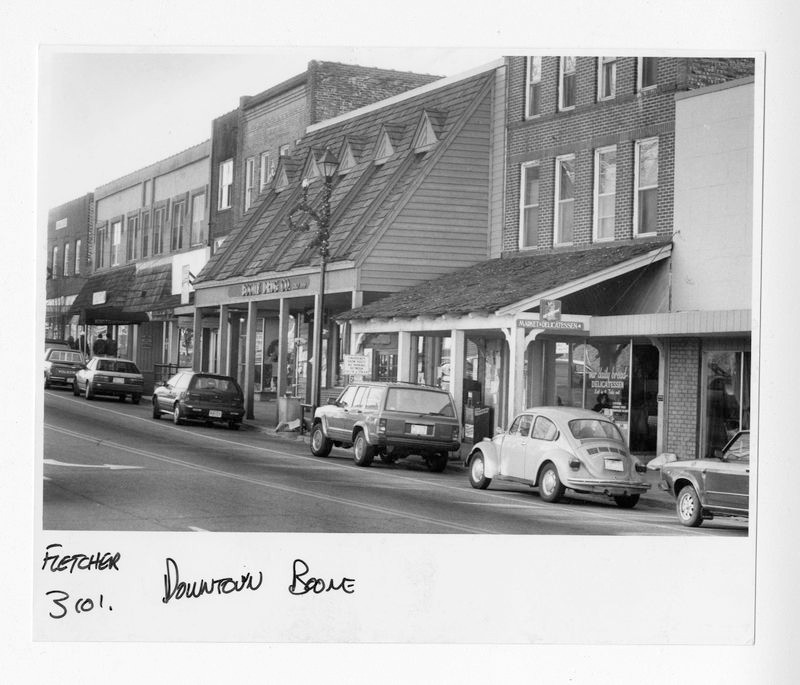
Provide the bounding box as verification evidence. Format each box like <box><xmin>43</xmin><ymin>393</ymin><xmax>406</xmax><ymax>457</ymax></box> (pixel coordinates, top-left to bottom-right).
<box><xmin>466</xmin><ymin>406</ymin><xmax>649</xmax><ymax>508</ymax></box>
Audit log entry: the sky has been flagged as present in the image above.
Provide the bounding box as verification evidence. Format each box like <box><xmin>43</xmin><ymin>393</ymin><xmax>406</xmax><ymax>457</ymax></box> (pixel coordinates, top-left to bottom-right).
<box><xmin>38</xmin><ymin>47</ymin><xmax>503</xmax><ymax>211</ymax></box>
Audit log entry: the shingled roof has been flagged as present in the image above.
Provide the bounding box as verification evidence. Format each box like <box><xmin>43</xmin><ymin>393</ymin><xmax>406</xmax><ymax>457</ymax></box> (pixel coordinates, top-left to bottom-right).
<box><xmin>195</xmin><ymin>67</ymin><xmax>496</xmax><ymax>285</ymax></box>
<box><xmin>338</xmin><ymin>239</ymin><xmax>673</xmax><ymax>320</ymax></box>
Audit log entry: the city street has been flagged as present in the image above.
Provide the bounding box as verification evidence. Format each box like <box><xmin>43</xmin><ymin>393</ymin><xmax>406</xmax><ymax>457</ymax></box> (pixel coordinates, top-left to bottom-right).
<box><xmin>42</xmin><ymin>389</ymin><xmax>747</xmax><ymax>536</ymax></box>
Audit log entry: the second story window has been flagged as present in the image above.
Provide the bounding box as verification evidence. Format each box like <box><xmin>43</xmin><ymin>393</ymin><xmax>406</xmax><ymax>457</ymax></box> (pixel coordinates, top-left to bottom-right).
<box><xmin>594</xmin><ymin>146</ymin><xmax>616</xmax><ymax>241</ymax></box>
<box><xmin>638</xmin><ymin>57</ymin><xmax>658</xmax><ymax>91</ymax></box>
<box><xmin>63</xmin><ymin>242</ymin><xmax>70</xmax><ymax>277</ymax></box>
<box><xmin>74</xmin><ymin>239</ymin><xmax>81</xmax><ymax>275</ymax></box>
<box><xmin>598</xmin><ymin>56</ymin><xmax>617</xmax><ymax>100</ymax></box>
<box><xmin>127</xmin><ymin>215</ymin><xmax>139</xmax><ymax>261</ymax></box>
<box><xmin>96</xmin><ymin>227</ymin><xmax>107</xmax><ymax>268</ymax></box>
<box><xmin>244</xmin><ymin>157</ymin><xmax>255</xmax><ymax>211</ymax></box>
<box><xmin>559</xmin><ymin>56</ymin><xmax>577</xmax><ymax>111</ymax></box>
<box><xmin>141</xmin><ymin>212</ymin><xmax>151</xmax><ymax>258</ymax></box>
<box><xmin>526</xmin><ymin>56</ymin><xmax>542</xmax><ymax>117</ymax></box>
<box><xmin>153</xmin><ymin>207</ymin><xmax>165</xmax><ymax>255</ymax></box>
<box><xmin>635</xmin><ymin>137</ymin><xmax>659</xmax><ymax>236</ymax></box>
<box><xmin>171</xmin><ymin>201</ymin><xmax>185</xmax><ymax>251</ymax></box>
<box><xmin>279</xmin><ymin>144</ymin><xmax>290</xmax><ymax>157</ymax></box>
<box><xmin>218</xmin><ymin>158</ymin><xmax>233</xmax><ymax>210</ymax></box>
<box><xmin>191</xmin><ymin>193</ymin><xmax>206</xmax><ymax>246</ymax></box>
<box><xmin>554</xmin><ymin>155</ymin><xmax>575</xmax><ymax>245</ymax></box>
<box><xmin>520</xmin><ymin>162</ymin><xmax>540</xmax><ymax>248</ymax></box>
<box><xmin>51</xmin><ymin>246</ymin><xmax>59</xmax><ymax>278</ymax></box>
<box><xmin>111</xmin><ymin>220</ymin><xmax>122</xmax><ymax>266</ymax></box>
<box><xmin>260</xmin><ymin>152</ymin><xmax>272</xmax><ymax>191</ymax></box>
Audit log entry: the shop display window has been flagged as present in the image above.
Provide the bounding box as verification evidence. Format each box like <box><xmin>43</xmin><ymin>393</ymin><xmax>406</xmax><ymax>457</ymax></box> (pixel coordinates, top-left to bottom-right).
<box><xmin>701</xmin><ymin>349</ymin><xmax>751</xmax><ymax>458</ymax></box>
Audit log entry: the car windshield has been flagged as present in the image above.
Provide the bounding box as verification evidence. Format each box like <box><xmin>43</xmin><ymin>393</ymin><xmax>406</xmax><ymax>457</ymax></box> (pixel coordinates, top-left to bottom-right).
<box><xmin>385</xmin><ymin>387</ymin><xmax>455</xmax><ymax>416</ymax></box>
<box><xmin>96</xmin><ymin>360</ymin><xmax>140</xmax><ymax>374</ymax></box>
<box><xmin>48</xmin><ymin>350</ymin><xmax>84</xmax><ymax>363</ymax></box>
<box><xmin>724</xmin><ymin>432</ymin><xmax>750</xmax><ymax>463</ymax></box>
<box><xmin>568</xmin><ymin>418</ymin><xmax>624</xmax><ymax>442</ymax></box>
<box><xmin>190</xmin><ymin>376</ymin><xmax>240</xmax><ymax>395</ymax></box>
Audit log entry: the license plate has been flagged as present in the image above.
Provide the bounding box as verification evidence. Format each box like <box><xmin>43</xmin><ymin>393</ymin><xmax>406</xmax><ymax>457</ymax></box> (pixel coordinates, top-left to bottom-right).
<box><xmin>113</xmin><ymin>377</ymin><xmax>125</xmax><ymax>384</ymax></box>
<box><xmin>409</xmin><ymin>424</ymin><xmax>429</xmax><ymax>436</ymax></box>
<box><xmin>209</xmin><ymin>410</ymin><xmax>222</xmax><ymax>418</ymax></box>
<box><xmin>66</xmin><ymin>377</ymin><xmax>74</xmax><ymax>383</ymax></box>
<box><xmin>604</xmin><ymin>458</ymin><xmax>624</xmax><ymax>472</ymax></box>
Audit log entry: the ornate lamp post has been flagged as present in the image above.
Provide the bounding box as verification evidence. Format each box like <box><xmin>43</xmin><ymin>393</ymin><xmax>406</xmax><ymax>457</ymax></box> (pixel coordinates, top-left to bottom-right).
<box><xmin>288</xmin><ymin>148</ymin><xmax>339</xmax><ymax>412</ymax></box>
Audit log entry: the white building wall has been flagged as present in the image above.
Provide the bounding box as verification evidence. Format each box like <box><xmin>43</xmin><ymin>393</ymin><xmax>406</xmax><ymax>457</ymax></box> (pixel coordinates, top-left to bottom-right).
<box><xmin>96</xmin><ymin>184</ymin><xmax>142</xmax><ymax>222</ymax></box>
<box><xmin>153</xmin><ymin>158</ymin><xmax>209</xmax><ymax>201</ymax></box>
<box><xmin>671</xmin><ymin>79</ymin><xmax>754</xmax><ymax>312</ymax></box>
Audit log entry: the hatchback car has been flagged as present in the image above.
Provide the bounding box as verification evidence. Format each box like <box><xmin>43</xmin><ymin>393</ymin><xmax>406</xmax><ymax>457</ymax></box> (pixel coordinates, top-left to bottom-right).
<box><xmin>44</xmin><ymin>348</ymin><xmax>85</xmax><ymax>389</ymax></box>
<box><xmin>152</xmin><ymin>371</ymin><xmax>245</xmax><ymax>429</ymax></box>
<box><xmin>73</xmin><ymin>357</ymin><xmax>144</xmax><ymax>403</ymax></box>
<box><xmin>660</xmin><ymin>430</ymin><xmax>750</xmax><ymax>527</ymax></box>
<box><xmin>466</xmin><ymin>406</ymin><xmax>649</xmax><ymax>508</ymax></box>
<box><xmin>311</xmin><ymin>382</ymin><xmax>461</xmax><ymax>471</ymax></box>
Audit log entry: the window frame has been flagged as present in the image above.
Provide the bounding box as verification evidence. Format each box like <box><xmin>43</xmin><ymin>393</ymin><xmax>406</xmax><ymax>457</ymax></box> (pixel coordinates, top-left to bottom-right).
<box><xmin>519</xmin><ymin>161</ymin><xmax>541</xmax><ymax>250</ymax></box>
<box><xmin>593</xmin><ymin>145</ymin><xmax>617</xmax><ymax>242</ymax></box>
<box><xmin>63</xmin><ymin>242</ymin><xmax>70</xmax><ymax>277</ymax></box>
<box><xmin>554</xmin><ymin>154</ymin><xmax>576</xmax><ymax>246</ymax></box>
<box><xmin>218</xmin><ymin>158</ymin><xmax>233</xmax><ymax>211</ymax></box>
<box><xmin>637</xmin><ymin>57</ymin><xmax>658</xmax><ymax>92</ymax></box>
<box><xmin>170</xmin><ymin>199</ymin><xmax>186</xmax><ymax>252</ymax></box>
<box><xmin>140</xmin><ymin>210</ymin><xmax>151</xmax><ymax>258</ymax></box>
<box><xmin>74</xmin><ymin>239</ymin><xmax>81</xmax><ymax>275</ymax></box>
<box><xmin>259</xmin><ymin>151</ymin><xmax>272</xmax><ymax>192</ymax></box>
<box><xmin>110</xmin><ymin>219</ymin><xmax>122</xmax><ymax>267</ymax></box>
<box><xmin>532</xmin><ymin>415</ymin><xmax>558</xmax><ymax>441</ymax></box>
<box><xmin>244</xmin><ymin>157</ymin><xmax>255</xmax><ymax>211</ymax></box>
<box><xmin>597</xmin><ymin>56</ymin><xmax>617</xmax><ymax>101</ymax></box>
<box><xmin>634</xmin><ymin>137</ymin><xmax>659</xmax><ymax>237</ymax></box>
<box><xmin>525</xmin><ymin>56</ymin><xmax>543</xmax><ymax>118</ymax></box>
<box><xmin>152</xmin><ymin>206</ymin><xmax>165</xmax><ymax>255</ymax></box>
<box><xmin>190</xmin><ymin>191</ymin><xmax>206</xmax><ymax>247</ymax></box>
<box><xmin>95</xmin><ymin>225</ymin><xmax>107</xmax><ymax>268</ymax></box>
<box><xmin>558</xmin><ymin>56</ymin><xmax>577</xmax><ymax>111</ymax></box>
<box><xmin>126</xmin><ymin>213</ymin><xmax>140</xmax><ymax>262</ymax></box>
<box><xmin>51</xmin><ymin>245</ymin><xmax>59</xmax><ymax>277</ymax></box>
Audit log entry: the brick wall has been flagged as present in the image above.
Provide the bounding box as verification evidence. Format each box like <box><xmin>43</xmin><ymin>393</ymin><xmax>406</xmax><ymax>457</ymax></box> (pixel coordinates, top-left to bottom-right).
<box><xmin>686</xmin><ymin>58</ymin><xmax>755</xmax><ymax>89</ymax></box>
<box><xmin>308</xmin><ymin>61</ymin><xmax>441</xmax><ymax>124</ymax></box>
<box><xmin>665</xmin><ymin>338</ymin><xmax>701</xmax><ymax>459</ymax></box>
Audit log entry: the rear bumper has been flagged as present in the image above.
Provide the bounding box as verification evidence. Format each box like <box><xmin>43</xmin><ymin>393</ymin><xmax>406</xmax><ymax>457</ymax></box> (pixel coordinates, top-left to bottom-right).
<box><xmin>565</xmin><ymin>477</ymin><xmax>651</xmax><ymax>496</ymax></box>
<box><xmin>377</xmin><ymin>435</ymin><xmax>460</xmax><ymax>454</ymax></box>
<box><xmin>92</xmin><ymin>381</ymin><xmax>143</xmax><ymax>396</ymax></box>
<box><xmin>47</xmin><ymin>373</ymin><xmax>76</xmax><ymax>386</ymax></box>
<box><xmin>181</xmin><ymin>404</ymin><xmax>244</xmax><ymax>423</ymax></box>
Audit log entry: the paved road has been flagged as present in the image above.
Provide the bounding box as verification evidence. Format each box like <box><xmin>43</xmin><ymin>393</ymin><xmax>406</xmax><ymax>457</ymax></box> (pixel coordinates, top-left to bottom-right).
<box><xmin>42</xmin><ymin>389</ymin><xmax>748</xmax><ymax>535</ymax></box>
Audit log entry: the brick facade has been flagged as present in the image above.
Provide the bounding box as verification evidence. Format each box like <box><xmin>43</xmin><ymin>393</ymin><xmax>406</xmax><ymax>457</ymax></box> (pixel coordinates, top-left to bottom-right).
<box><xmin>664</xmin><ymin>338</ymin><xmax>701</xmax><ymax>460</ymax></box>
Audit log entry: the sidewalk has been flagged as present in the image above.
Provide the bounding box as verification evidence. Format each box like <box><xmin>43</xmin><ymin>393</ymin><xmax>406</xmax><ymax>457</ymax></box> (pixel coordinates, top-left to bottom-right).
<box><xmin>237</xmin><ymin>399</ymin><xmax>675</xmax><ymax>511</ymax></box>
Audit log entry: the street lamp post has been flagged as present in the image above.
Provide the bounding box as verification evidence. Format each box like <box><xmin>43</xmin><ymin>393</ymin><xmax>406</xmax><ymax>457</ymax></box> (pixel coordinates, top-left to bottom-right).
<box><xmin>288</xmin><ymin>148</ymin><xmax>339</xmax><ymax>413</ymax></box>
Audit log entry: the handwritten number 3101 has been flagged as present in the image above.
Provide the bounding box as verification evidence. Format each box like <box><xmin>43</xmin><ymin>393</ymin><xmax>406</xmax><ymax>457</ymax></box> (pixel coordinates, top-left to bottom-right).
<box><xmin>46</xmin><ymin>590</ymin><xmax>112</xmax><ymax>619</ymax></box>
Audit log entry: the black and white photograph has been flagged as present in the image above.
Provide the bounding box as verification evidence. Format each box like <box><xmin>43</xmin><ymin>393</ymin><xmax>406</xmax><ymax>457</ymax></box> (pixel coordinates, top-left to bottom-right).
<box><xmin>5</xmin><ymin>1</ymin><xmax>798</xmax><ymax>682</ymax></box>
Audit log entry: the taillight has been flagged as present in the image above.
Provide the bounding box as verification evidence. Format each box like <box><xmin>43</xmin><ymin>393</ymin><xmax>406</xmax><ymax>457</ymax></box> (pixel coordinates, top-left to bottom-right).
<box><xmin>569</xmin><ymin>457</ymin><xmax>581</xmax><ymax>470</ymax></box>
<box><xmin>378</xmin><ymin>418</ymin><xmax>387</xmax><ymax>435</ymax></box>
<box><xmin>635</xmin><ymin>462</ymin><xmax>647</xmax><ymax>474</ymax></box>
<box><xmin>452</xmin><ymin>426</ymin><xmax>460</xmax><ymax>441</ymax></box>
<box><xmin>95</xmin><ymin>374</ymin><xmax>111</xmax><ymax>382</ymax></box>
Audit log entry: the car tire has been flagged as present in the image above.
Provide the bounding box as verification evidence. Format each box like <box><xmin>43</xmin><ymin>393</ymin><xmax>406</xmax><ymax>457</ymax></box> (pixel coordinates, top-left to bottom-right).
<box><xmin>152</xmin><ymin>400</ymin><xmax>161</xmax><ymax>419</ymax></box>
<box><xmin>353</xmin><ymin>431</ymin><xmax>374</xmax><ymax>467</ymax></box>
<box><xmin>173</xmin><ymin>402</ymin><xmax>184</xmax><ymax>425</ymax></box>
<box><xmin>73</xmin><ymin>380</ymin><xmax>80</xmax><ymax>396</ymax></box>
<box><xmin>310</xmin><ymin>423</ymin><xmax>333</xmax><ymax>457</ymax></box>
<box><xmin>85</xmin><ymin>382</ymin><xmax>94</xmax><ymax>400</ymax></box>
<box><xmin>468</xmin><ymin>453</ymin><xmax>492</xmax><ymax>489</ymax></box>
<box><xmin>676</xmin><ymin>484</ymin><xmax>703</xmax><ymax>527</ymax></box>
<box><xmin>118</xmin><ymin>394</ymin><xmax>126</xmax><ymax>402</ymax></box>
<box><xmin>427</xmin><ymin>452</ymin><xmax>448</xmax><ymax>473</ymax></box>
<box><xmin>132</xmin><ymin>394</ymin><xmax>141</xmax><ymax>405</ymax></box>
<box><xmin>538</xmin><ymin>462</ymin><xmax>565</xmax><ymax>503</ymax></box>
<box><xmin>614</xmin><ymin>494</ymin><xmax>640</xmax><ymax>509</ymax></box>
<box><xmin>228</xmin><ymin>421</ymin><xmax>240</xmax><ymax>430</ymax></box>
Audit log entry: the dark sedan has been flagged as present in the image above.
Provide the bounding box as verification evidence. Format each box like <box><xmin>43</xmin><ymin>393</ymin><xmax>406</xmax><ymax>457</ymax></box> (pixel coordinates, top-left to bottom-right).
<box><xmin>152</xmin><ymin>371</ymin><xmax>245</xmax><ymax>429</ymax></box>
<box><xmin>44</xmin><ymin>348</ymin><xmax>86</xmax><ymax>389</ymax></box>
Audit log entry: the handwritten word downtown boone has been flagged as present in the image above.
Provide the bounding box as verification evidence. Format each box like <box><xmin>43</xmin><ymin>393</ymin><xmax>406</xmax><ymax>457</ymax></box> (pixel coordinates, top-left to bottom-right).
<box><xmin>240</xmin><ymin>277</ymin><xmax>309</xmax><ymax>297</ymax></box>
<box><xmin>162</xmin><ymin>557</ymin><xmax>263</xmax><ymax>603</ymax></box>
<box><xmin>42</xmin><ymin>543</ymin><xmax>121</xmax><ymax>573</ymax></box>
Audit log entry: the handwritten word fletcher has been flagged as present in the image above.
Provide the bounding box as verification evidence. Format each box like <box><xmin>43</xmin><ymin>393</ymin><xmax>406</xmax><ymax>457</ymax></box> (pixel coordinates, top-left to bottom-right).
<box><xmin>42</xmin><ymin>543</ymin><xmax>121</xmax><ymax>573</ymax></box>
<box><xmin>161</xmin><ymin>557</ymin><xmax>264</xmax><ymax>604</ymax></box>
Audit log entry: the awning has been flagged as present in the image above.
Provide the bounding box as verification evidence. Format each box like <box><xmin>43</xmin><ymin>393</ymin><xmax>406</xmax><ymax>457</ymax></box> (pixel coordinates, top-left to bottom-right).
<box><xmin>338</xmin><ymin>239</ymin><xmax>673</xmax><ymax>321</ymax></box>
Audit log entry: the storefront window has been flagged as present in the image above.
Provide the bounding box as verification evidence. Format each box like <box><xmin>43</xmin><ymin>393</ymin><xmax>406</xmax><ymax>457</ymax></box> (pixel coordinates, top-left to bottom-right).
<box><xmin>583</xmin><ymin>341</ymin><xmax>631</xmax><ymax>442</ymax></box>
<box><xmin>701</xmin><ymin>350</ymin><xmax>751</xmax><ymax>458</ymax></box>
<box><xmin>179</xmin><ymin>327</ymin><xmax>193</xmax><ymax>368</ymax></box>
<box><xmin>411</xmin><ymin>334</ymin><xmax>450</xmax><ymax>388</ymax></box>
<box><xmin>360</xmin><ymin>332</ymin><xmax>398</xmax><ymax>383</ymax></box>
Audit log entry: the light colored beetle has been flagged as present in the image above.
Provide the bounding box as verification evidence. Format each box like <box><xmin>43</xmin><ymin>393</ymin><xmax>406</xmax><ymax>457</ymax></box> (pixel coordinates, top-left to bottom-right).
<box><xmin>466</xmin><ymin>406</ymin><xmax>650</xmax><ymax>508</ymax></box>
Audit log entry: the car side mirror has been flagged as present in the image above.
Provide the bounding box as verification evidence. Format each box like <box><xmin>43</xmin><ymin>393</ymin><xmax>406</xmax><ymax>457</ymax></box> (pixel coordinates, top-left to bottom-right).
<box><xmin>328</xmin><ymin>397</ymin><xmax>338</xmax><ymax>405</ymax></box>
<box><xmin>713</xmin><ymin>448</ymin><xmax>725</xmax><ymax>460</ymax></box>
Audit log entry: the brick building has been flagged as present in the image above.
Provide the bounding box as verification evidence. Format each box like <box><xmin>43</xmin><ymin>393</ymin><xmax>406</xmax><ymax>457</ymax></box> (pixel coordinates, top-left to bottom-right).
<box><xmin>341</xmin><ymin>56</ymin><xmax>756</xmax><ymax>460</ymax></box>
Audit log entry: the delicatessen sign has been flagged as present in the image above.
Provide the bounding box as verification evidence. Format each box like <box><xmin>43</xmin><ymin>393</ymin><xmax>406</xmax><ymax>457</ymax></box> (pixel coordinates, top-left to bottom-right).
<box><xmin>230</xmin><ymin>277</ymin><xmax>310</xmax><ymax>298</ymax></box>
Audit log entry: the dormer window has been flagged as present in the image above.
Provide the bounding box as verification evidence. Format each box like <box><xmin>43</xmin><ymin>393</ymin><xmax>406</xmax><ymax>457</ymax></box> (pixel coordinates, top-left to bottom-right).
<box><xmin>374</xmin><ymin>130</ymin><xmax>395</xmax><ymax>165</ymax></box>
<box><xmin>412</xmin><ymin>110</ymin><xmax>443</xmax><ymax>154</ymax></box>
<box><xmin>337</xmin><ymin>140</ymin><xmax>358</xmax><ymax>174</ymax></box>
<box><xmin>274</xmin><ymin>165</ymin><xmax>290</xmax><ymax>193</ymax></box>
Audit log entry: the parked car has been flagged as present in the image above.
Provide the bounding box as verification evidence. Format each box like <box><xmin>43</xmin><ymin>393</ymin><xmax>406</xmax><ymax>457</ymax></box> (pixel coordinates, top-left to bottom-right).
<box><xmin>44</xmin><ymin>348</ymin><xmax>86</xmax><ymax>389</ymax></box>
<box><xmin>466</xmin><ymin>406</ymin><xmax>649</xmax><ymax>508</ymax></box>
<box><xmin>310</xmin><ymin>381</ymin><xmax>461</xmax><ymax>471</ymax></box>
<box><xmin>660</xmin><ymin>430</ymin><xmax>750</xmax><ymax>527</ymax></box>
<box><xmin>152</xmin><ymin>371</ymin><xmax>245</xmax><ymax>430</ymax></box>
<box><xmin>45</xmin><ymin>338</ymin><xmax>71</xmax><ymax>352</ymax></box>
<box><xmin>73</xmin><ymin>356</ymin><xmax>144</xmax><ymax>403</ymax></box>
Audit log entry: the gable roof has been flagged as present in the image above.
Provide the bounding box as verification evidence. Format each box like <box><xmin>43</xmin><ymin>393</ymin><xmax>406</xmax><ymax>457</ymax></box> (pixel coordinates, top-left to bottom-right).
<box><xmin>338</xmin><ymin>239</ymin><xmax>673</xmax><ymax>321</ymax></box>
<box><xmin>195</xmin><ymin>66</ymin><xmax>497</xmax><ymax>286</ymax></box>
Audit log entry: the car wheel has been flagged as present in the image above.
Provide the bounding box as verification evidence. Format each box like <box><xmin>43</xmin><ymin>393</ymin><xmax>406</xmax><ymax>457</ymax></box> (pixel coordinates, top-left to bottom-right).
<box><xmin>85</xmin><ymin>382</ymin><xmax>94</xmax><ymax>400</ymax></box>
<box><xmin>118</xmin><ymin>394</ymin><xmax>126</xmax><ymax>402</ymax></box>
<box><xmin>228</xmin><ymin>421</ymin><xmax>240</xmax><ymax>430</ymax></box>
<box><xmin>538</xmin><ymin>462</ymin><xmax>565</xmax><ymax>503</ymax></box>
<box><xmin>310</xmin><ymin>423</ymin><xmax>333</xmax><ymax>457</ymax></box>
<box><xmin>173</xmin><ymin>402</ymin><xmax>184</xmax><ymax>425</ymax></box>
<box><xmin>468</xmin><ymin>453</ymin><xmax>492</xmax><ymax>489</ymax></box>
<box><xmin>152</xmin><ymin>400</ymin><xmax>161</xmax><ymax>419</ymax></box>
<box><xmin>353</xmin><ymin>432</ymin><xmax>374</xmax><ymax>467</ymax></box>
<box><xmin>614</xmin><ymin>494</ymin><xmax>640</xmax><ymax>509</ymax></box>
<box><xmin>427</xmin><ymin>452</ymin><xmax>448</xmax><ymax>473</ymax></box>
<box><xmin>676</xmin><ymin>484</ymin><xmax>703</xmax><ymax>527</ymax></box>
<box><xmin>132</xmin><ymin>394</ymin><xmax>141</xmax><ymax>405</ymax></box>
<box><xmin>73</xmin><ymin>380</ymin><xmax>80</xmax><ymax>396</ymax></box>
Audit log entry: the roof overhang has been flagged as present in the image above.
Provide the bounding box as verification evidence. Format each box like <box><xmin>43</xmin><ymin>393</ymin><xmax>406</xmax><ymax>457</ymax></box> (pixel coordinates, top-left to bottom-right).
<box><xmin>496</xmin><ymin>243</ymin><xmax>673</xmax><ymax>317</ymax></box>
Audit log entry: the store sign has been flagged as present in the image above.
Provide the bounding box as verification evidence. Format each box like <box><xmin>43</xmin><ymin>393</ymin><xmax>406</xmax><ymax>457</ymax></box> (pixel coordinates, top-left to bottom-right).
<box><xmin>342</xmin><ymin>354</ymin><xmax>370</xmax><ymax>375</ymax></box>
<box><xmin>150</xmin><ymin>309</ymin><xmax>174</xmax><ymax>321</ymax></box>
<box><xmin>92</xmin><ymin>291</ymin><xmax>107</xmax><ymax>305</ymax></box>
<box><xmin>517</xmin><ymin>318</ymin><xmax>584</xmax><ymax>331</ymax></box>
<box><xmin>236</xmin><ymin>277</ymin><xmax>309</xmax><ymax>298</ymax></box>
<box><xmin>540</xmin><ymin>298</ymin><xmax>562</xmax><ymax>321</ymax></box>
